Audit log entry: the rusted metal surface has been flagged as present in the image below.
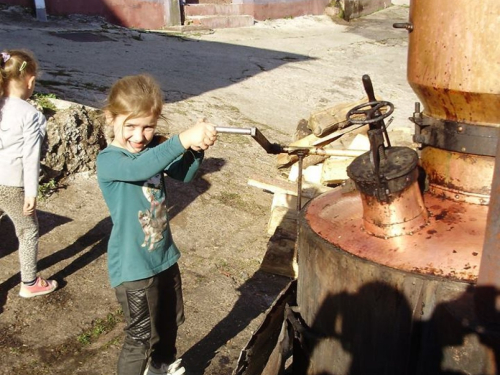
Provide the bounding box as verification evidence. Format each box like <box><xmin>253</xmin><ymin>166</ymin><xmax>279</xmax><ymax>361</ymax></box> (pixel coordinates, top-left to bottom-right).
<box><xmin>421</xmin><ymin>146</ymin><xmax>494</xmax><ymax>205</ymax></box>
<box><xmin>297</xmin><ymin>210</ymin><xmax>498</xmax><ymax>374</ymax></box>
<box><xmin>305</xmin><ymin>188</ymin><xmax>486</xmax><ymax>282</ymax></box>
<box><xmin>407</xmin><ymin>0</ymin><xmax>500</xmax><ymax>126</ymax></box>
<box><xmin>287</xmin><ymin>1</ymin><xmax>500</xmax><ymax>373</ymax></box>
<box><xmin>412</xmin><ymin>117</ymin><xmax>499</xmax><ymax>156</ymax></box>
<box><xmin>360</xmin><ymin>181</ymin><xmax>428</xmax><ymax>238</ymax></box>
<box><xmin>346</xmin><ymin>128</ymin><xmax>428</xmax><ymax>237</ymax></box>
<box><xmin>347</xmin><ymin>145</ymin><xmax>419</xmax><ymax>201</ymax></box>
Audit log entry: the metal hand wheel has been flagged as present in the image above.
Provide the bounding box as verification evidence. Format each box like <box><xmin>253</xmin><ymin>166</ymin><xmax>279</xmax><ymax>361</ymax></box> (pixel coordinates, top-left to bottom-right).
<box><xmin>346</xmin><ymin>100</ymin><xmax>394</xmax><ymax>125</ymax></box>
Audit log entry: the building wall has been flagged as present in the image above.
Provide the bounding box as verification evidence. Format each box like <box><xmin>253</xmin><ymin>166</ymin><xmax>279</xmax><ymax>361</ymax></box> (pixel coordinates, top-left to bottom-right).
<box><xmin>45</xmin><ymin>0</ymin><xmax>167</xmax><ymax>28</ymax></box>
<box><xmin>340</xmin><ymin>0</ymin><xmax>390</xmax><ymax>20</ymax></box>
<box><xmin>0</xmin><ymin>0</ymin><xmax>397</xmax><ymax>28</ymax></box>
<box><xmin>0</xmin><ymin>0</ymin><xmax>172</xmax><ymax>29</ymax></box>
<box><xmin>236</xmin><ymin>0</ymin><xmax>330</xmax><ymax>21</ymax></box>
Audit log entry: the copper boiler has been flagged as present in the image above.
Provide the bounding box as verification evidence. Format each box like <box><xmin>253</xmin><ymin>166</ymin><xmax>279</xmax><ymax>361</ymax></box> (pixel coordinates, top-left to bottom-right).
<box><xmin>294</xmin><ymin>1</ymin><xmax>500</xmax><ymax>374</ymax></box>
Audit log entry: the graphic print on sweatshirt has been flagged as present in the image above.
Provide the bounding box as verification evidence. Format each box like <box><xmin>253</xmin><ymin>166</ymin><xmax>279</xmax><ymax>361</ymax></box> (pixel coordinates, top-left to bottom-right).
<box><xmin>138</xmin><ymin>174</ymin><xmax>168</xmax><ymax>251</ymax></box>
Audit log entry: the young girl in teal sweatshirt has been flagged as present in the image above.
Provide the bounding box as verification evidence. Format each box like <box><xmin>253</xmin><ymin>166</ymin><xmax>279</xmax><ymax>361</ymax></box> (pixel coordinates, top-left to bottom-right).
<box><xmin>97</xmin><ymin>74</ymin><xmax>217</xmax><ymax>375</ymax></box>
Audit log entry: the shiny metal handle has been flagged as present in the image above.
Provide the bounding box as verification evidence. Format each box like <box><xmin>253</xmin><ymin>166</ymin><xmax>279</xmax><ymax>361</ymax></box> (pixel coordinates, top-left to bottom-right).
<box><xmin>215</xmin><ymin>126</ymin><xmax>254</xmax><ymax>135</ymax></box>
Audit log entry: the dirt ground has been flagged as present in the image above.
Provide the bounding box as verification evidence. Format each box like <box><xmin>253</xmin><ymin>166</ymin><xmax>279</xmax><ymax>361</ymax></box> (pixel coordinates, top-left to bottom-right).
<box><xmin>0</xmin><ymin>52</ymin><xmax>297</xmax><ymax>375</ymax></box>
<box><xmin>0</xmin><ymin>108</ymin><xmax>293</xmax><ymax>375</ymax></box>
<box><xmin>0</xmin><ymin>6</ymin><xmax>297</xmax><ymax>375</ymax></box>
<box><xmin>0</xmin><ymin>4</ymin><xmax>416</xmax><ymax>375</ymax></box>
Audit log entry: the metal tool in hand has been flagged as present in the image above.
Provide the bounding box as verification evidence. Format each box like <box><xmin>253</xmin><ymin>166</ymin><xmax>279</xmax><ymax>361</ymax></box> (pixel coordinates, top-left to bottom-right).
<box><xmin>214</xmin><ymin>127</ymin><xmax>363</xmax><ymax>157</ymax></box>
<box><xmin>214</xmin><ymin>75</ymin><xmax>392</xmax><ymax>209</ymax></box>
<box><xmin>215</xmin><ymin>126</ymin><xmax>283</xmax><ymax>155</ymax></box>
<box><xmin>214</xmin><ymin>126</ymin><xmax>363</xmax><ymax>212</ymax></box>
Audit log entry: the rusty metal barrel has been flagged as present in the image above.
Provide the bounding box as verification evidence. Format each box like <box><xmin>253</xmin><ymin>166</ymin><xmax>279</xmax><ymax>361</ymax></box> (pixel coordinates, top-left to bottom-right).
<box><xmin>297</xmin><ymin>189</ymin><xmax>496</xmax><ymax>374</ymax></box>
<box><xmin>408</xmin><ymin>0</ymin><xmax>500</xmax><ymax>204</ymax></box>
<box><xmin>407</xmin><ymin>0</ymin><xmax>500</xmax><ymax>126</ymax></box>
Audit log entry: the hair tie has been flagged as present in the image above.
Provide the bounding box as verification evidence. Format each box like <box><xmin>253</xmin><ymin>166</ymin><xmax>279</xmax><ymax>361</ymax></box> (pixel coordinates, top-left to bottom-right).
<box><xmin>1</xmin><ymin>52</ymin><xmax>10</xmax><ymax>64</ymax></box>
<box><xmin>19</xmin><ymin>61</ymin><xmax>27</xmax><ymax>72</ymax></box>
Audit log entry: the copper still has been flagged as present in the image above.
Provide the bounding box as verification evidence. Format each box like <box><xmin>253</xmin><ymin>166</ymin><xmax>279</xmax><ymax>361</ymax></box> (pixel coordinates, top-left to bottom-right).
<box><xmin>232</xmin><ymin>1</ymin><xmax>500</xmax><ymax>374</ymax></box>
<box><xmin>291</xmin><ymin>0</ymin><xmax>500</xmax><ymax>374</ymax></box>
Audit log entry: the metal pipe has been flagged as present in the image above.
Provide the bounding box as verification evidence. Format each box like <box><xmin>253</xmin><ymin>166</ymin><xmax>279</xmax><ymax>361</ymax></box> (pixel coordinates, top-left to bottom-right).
<box><xmin>283</xmin><ymin>146</ymin><xmax>365</xmax><ymax>157</ymax></box>
<box><xmin>215</xmin><ymin>126</ymin><xmax>283</xmax><ymax>154</ymax></box>
<box><xmin>34</xmin><ymin>0</ymin><xmax>47</xmax><ymax>21</ymax></box>
<box><xmin>215</xmin><ymin>126</ymin><xmax>254</xmax><ymax>135</ymax></box>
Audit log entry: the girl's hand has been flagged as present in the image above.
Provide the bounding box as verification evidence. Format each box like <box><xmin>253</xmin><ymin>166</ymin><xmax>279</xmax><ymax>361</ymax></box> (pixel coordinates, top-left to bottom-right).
<box><xmin>179</xmin><ymin>118</ymin><xmax>217</xmax><ymax>151</ymax></box>
<box><xmin>23</xmin><ymin>197</ymin><xmax>37</xmax><ymax>216</ymax></box>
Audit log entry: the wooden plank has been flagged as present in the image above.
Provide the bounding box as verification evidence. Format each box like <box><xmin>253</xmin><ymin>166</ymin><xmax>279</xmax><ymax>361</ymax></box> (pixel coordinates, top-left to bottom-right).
<box><xmin>247</xmin><ymin>175</ymin><xmax>332</xmax><ymax>199</ymax></box>
<box><xmin>321</xmin><ymin>157</ymin><xmax>354</xmax><ymax>185</ymax></box>
<box><xmin>234</xmin><ymin>280</ymin><xmax>297</xmax><ymax>375</ymax></box>
<box><xmin>268</xmin><ymin>206</ymin><xmax>295</xmax><ymax>236</ymax></box>
<box><xmin>261</xmin><ymin>227</ymin><xmax>298</xmax><ymax>278</ymax></box>
<box><xmin>288</xmin><ymin>164</ymin><xmax>323</xmax><ymax>185</ymax></box>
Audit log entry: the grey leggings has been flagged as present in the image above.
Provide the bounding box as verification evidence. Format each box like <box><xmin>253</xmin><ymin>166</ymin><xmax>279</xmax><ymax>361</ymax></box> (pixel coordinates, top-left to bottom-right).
<box><xmin>0</xmin><ymin>185</ymin><xmax>39</xmax><ymax>282</ymax></box>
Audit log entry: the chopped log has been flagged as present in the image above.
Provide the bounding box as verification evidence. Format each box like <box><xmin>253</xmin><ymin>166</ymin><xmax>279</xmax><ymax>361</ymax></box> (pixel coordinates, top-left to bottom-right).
<box><xmin>311</xmin><ymin>123</ymin><xmax>367</xmax><ymax>146</ymax></box>
<box><xmin>268</xmin><ymin>205</ymin><xmax>296</xmax><ymax>236</ymax></box>
<box><xmin>268</xmin><ymin>192</ymin><xmax>308</xmax><ymax>235</ymax></box>
<box><xmin>348</xmin><ymin>133</ymin><xmax>370</xmax><ymax>151</ymax></box>
<box><xmin>261</xmin><ymin>226</ymin><xmax>298</xmax><ymax>278</ymax></box>
<box><xmin>320</xmin><ymin>134</ymin><xmax>369</xmax><ymax>185</ymax></box>
<box><xmin>302</xmin><ymin>154</ymin><xmax>328</xmax><ymax>169</ymax></box>
<box><xmin>263</xmin><ymin>196</ymin><xmax>298</xmax><ymax>277</ymax></box>
<box><xmin>321</xmin><ymin>157</ymin><xmax>354</xmax><ymax>185</ymax></box>
<box><xmin>308</xmin><ymin>97</ymin><xmax>368</xmax><ymax>137</ymax></box>
<box><xmin>309</xmin><ymin>96</ymin><xmax>383</xmax><ymax>137</ymax></box>
<box><xmin>288</xmin><ymin>164</ymin><xmax>323</xmax><ymax>185</ymax></box>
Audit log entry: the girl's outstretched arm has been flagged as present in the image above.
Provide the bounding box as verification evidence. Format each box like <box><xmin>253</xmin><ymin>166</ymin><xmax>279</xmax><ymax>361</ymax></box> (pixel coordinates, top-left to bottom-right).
<box><xmin>97</xmin><ymin>134</ymin><xmax>187</xmax><ymax>182</ymax></box>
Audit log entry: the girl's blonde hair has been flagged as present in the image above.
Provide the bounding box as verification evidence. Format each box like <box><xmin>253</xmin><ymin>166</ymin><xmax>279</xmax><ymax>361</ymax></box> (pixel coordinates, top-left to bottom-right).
<box><xmin>103</xmin><ymin>74</ymin><xmax>164</xmax><ymax>124</ymax></box>
<box><xmin>0</xmin><ymin>49</ymin><xmax>38</xmax><ymax>96</ymax></box>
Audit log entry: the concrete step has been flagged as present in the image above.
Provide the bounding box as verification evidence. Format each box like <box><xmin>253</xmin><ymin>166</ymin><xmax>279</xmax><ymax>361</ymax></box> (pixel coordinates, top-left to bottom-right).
<box><xmin>185</xmin><ymin>14</ymin><xmax>254</xmax><ymax>29</ymax></box>
<box><xmin>184</xmin><ymin>4</ymin><xmax>243</xmax><ymax>17</ymax></box>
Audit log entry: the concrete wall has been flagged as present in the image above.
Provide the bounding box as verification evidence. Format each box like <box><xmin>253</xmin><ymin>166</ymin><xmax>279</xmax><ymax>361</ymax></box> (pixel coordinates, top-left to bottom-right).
<box><xmin>340</xmin><ymin>0</ymin><xmax>391</xmax><ymax>20</ymax></box>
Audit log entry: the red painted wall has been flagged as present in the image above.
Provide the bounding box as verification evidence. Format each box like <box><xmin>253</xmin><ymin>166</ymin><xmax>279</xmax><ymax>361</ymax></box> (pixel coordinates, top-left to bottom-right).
<box><xmin>241</xmin><ymin>0</ymin><xmax>329</xmax><ymax>21</ymax></box>
<box><xmin>1</xmin><ymin>0</ymin><xmax>168</xmax><ymax>29</ymax></box>
<box><xmin>0</xmin><ymin>0</ymin><xmax>331</xmax><ymax>28</ymax></box>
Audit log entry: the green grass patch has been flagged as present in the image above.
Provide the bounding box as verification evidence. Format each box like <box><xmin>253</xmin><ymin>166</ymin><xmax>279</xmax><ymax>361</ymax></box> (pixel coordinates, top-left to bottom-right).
<box><xmin>33</xmin><ymin>92</ymin><xmax>57</xmax><ymax>112</ymax></box>
<box><xmin>38</xmin><ymin>179</ymin><xmax>57</xmax><ymax>200</ymax></box>
<box><xmin>77</xmin><ymin>310</ymin><xmax>123</xmax><ymax>346</ymax></box>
